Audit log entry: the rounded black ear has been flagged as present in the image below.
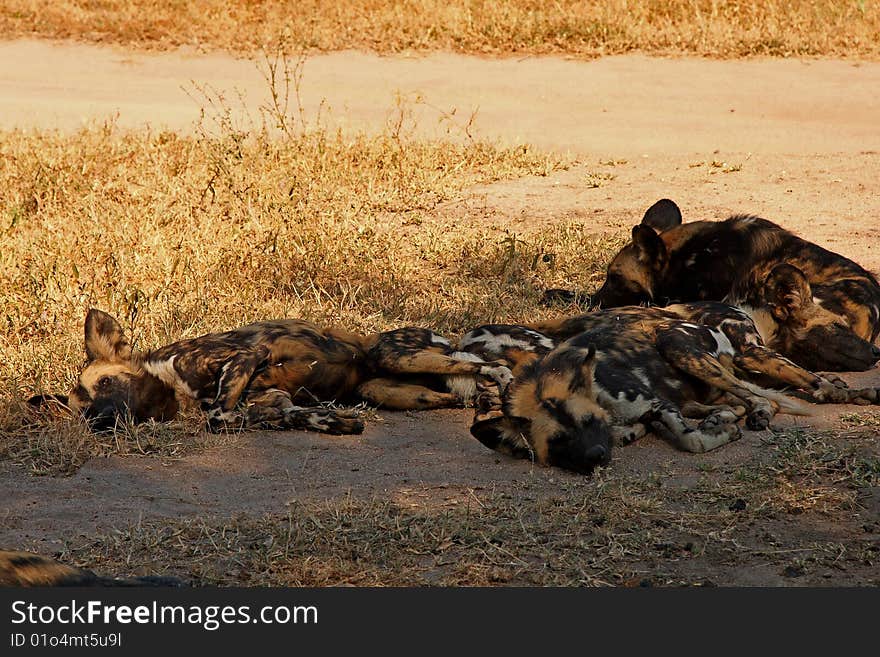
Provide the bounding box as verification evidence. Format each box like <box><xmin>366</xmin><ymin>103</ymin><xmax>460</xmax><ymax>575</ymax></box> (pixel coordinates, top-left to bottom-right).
<box><xmin>764</xmin><ymin>263</ymin><xmax>811</xmax><ymax>322</ymax></box>
<box><xmin>642</xmin><ymin>199</ymin><xmax>682</xmax><ymax>233</ymax></box>
<box><xmin>470</xmin><ymin>414</ymin><xmax>533</xmax><ymax>459</ymax></box>
<box><xmin>27</xmin><ymin>394</ymin><xmax>70</xmax><ymax>410</ymax></box>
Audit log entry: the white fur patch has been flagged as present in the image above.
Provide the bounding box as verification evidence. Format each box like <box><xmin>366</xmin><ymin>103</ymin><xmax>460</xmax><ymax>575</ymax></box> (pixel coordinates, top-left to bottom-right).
<box><xmin>459</xmin><ymin>328</ymin><xmax>554</xmax><ymax>356</ymax></box>
<box><xmin>143</xmin><ymin>356</ymin><xmax>198</xmax><ymax>400</ymax></box>
<box><xmin>430</xmin><ymin>333</ymin><xmax>451</xmax><ymax>346</ymax></box>
<box><xmin>709</xmin><ymin>328</ymin><xmax>735</xmax><ymax>357</ymax></box>
<box><xmin>596</xmin><ymin>388</ymin><xmax>652</xmax><ymax>424</ymax></box>
<box><xmin>444</xmin><ymin>351</ymin><xmax>486</xmax><ymax>401</ymax></box>
<box><xmin>633</xmin><ymin>368</ymin><xmax>651</xmax><ymax>388</ymax></box>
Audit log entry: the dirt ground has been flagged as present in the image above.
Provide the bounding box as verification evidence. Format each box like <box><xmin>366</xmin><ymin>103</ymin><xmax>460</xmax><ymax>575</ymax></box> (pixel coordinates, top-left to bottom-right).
<box><xmin>2</xmin><ymin>39</ymin><xmax>878</xmax><ymax>585</ymax></box>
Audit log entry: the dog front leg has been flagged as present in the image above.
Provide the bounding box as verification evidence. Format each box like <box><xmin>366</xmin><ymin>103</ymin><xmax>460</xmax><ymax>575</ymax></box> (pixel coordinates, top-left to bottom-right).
<box><xmin>646</xmin><ymin>399</ymin><xmax>742</xmax><ymax>453</ymax></box>
<box><xmin>204</xmin><ymin>347</ymin><xmax>269</xmax><ymax>431</ymax></box>
<box><xmin>245</xmin><ymin>389</ymin><xmax>364</xmax><ymax>435</ymax></box>
<box><xmin>656</xmin><ymin>330</ymin><xmax>790</xmax><ymax>430</ymax></box>
<box><xmin>736</xmin><ymin>345</ymin><xmax>880</xmax><ymax>405</ymax></box>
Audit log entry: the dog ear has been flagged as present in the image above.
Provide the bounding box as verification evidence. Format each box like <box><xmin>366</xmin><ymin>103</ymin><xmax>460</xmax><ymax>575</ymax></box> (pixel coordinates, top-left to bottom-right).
<box><xmin>470</xmin><ymin>414</ymin><xmax>534</xmax><ymax>460</ymax></box>
<box><xmin>84</xmin><ymin>309</ymin><xmax>131</xmax><ymax>362</ymax></box>
<box><xmin>641</xmin><ymin>199</ymin><xmax>682</xmax><ymax>233</ymax></box>
<box><xmin>631</xmin><ymin>224</ymin><xmax>668</xmax><ymax>269</ymax></box>
<box><xmin>577</xmin><ymin>343</ymin><xmax>597</xmax><ymax>377</ymax></box>
<box><xmin>27</xmin><ymin>394</ymin><xmax>70</xmax><ymax>410</ymax></box>
<box><xmin>764</xmin><ymin>263</ymin><xmax>812</xmax><ymax>322</ymax></box>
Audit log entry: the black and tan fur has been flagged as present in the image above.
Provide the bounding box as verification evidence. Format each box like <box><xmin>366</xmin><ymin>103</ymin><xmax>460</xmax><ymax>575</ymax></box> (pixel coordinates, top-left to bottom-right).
<box><xmin>465</xmin><ymin>301</ymin><xmax>880</xmax><ymax>473</ymax></box>
<box><xmin>36</xmin><ymin>310</ymin><xmax>513</xmax><ymax>435</ymax></box>
<box><xmin>0</xmin><ymin>550</ymin><xmax>183</xmax><ymax>587</ymax></box>
<box><xmin>546</xmin><ymin>199</ymin><xmax>880</xmax><ymax>371</ymax></box>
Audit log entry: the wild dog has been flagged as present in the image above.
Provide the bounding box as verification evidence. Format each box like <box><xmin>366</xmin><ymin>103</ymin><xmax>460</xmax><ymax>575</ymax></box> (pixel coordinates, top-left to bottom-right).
<box><xmin>466</xmin><ymin>305</ymin><xmax>880</xmax><ymax>473</ymax></box>
<box><xmin>464</xmin><ymin>320</ymin><xmax>765</xmax><ymax>468</ymax></box>
<box><xmin>0</xmin><ymin>550</ymin><xmax>183</xmax><ymax>587</ymax></box>
<box><xmin>32</xmin><ymin>310</ymin><xmax>513</xmax><ymax>434</ymax></box>
<box><xmin>545</xmin><ymin>199</ymin><xmax>880</xmax><ymax>371</ymax></box>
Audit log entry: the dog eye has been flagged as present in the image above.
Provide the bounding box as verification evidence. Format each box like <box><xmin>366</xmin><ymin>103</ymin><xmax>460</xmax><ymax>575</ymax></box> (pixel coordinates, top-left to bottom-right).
<box><xmin>541</xmin><ymin>398</ymin><xmax>562</xmax><ymax>412</ymax></box>
<box><xmin>98</xmin><ymin>376</ymin><xmax>112</xmax><ymax>388</ymax></box>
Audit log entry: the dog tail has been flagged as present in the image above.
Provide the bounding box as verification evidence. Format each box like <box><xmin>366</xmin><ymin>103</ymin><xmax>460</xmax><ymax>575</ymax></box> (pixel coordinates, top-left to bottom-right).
<box><xmin>740</xmin><ymin>380</ymin><xmax>813</xmax><ymax>416</ymax></box>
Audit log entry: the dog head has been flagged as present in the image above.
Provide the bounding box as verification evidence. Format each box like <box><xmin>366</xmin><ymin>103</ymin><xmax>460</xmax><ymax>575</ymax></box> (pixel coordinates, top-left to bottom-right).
<box><xmin>593</xmin><ymin>199</ymin><xmax>681</xmax><ymax>308</ymax></box>
<box><xmin>760</xmin><ymin>264</ymin><xmax>880</xmax><ymax>371</ymax></box>
<box><xmin>470</xmin><ymin>344</ymin><xmax>612</xmax><ymax>474</ymax></box>
<box><xmin>67</xmin><ymin>309</ymin><xmax>177</xmax><ymax>430</ymax></box>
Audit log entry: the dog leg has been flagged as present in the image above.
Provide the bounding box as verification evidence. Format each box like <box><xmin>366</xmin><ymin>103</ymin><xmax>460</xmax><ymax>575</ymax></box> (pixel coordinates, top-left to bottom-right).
<box><xmin>648</xmin><ymin>400</ymin><xmax>742</xmax><ymax>453</ymax></box>
<box><xmin>245</xmin><ymin>389</ymin><xmax>364</xmax><ymax>435</ymax></box>
<box><xmin>735</xmin><ymin>345</ymin><xmax>880</xmax><ymax>405</ymax></box>
<box><xmin>374</xmin><ymin>350</ymin><xmax>514</xmax><ymax>391</ymax></box>
<box><xmin>204</xmin><ymin>347</ymin><xmax>270</xmax><ymax>430</ymax></box>
<box><xmin>356</xmin><ymin>377</ymin><xmax>462</xmax><ymax>410</ymax></box>
<box><xmin>656</xmin><ymin>330</ymin><xmax>794</xmax><ymax>430</ymax></box>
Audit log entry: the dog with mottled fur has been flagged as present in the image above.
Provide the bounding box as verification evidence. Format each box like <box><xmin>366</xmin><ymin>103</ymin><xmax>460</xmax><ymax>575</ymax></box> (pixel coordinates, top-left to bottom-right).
<box><xmin>31</xmin><ymin>309</ymin><xmax>513</xmax><ymax>435</ymax></box>
<box><xmin>462</xmin><ymin>301</ymin><xmax>880</xmax><ymax>473</ymax></box>
<box><xmin>545</xmin><ymin>199</ymin><xmax>880</xmax><ymax>372</ymax></box>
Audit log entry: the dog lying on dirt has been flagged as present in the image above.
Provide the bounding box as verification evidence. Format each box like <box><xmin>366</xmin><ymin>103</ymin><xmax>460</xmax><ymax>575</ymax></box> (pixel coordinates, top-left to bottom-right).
<box><xmin>0</xmin><ymin>550</ymin><xmax>184</xmax><ymax>587</ymax></box>
<box><xmin>462</xmin><ymin>301</ymin><xmax>880</xmax><ymax>474</ymax></box>
<box><xmin>30</xmin><ymin>309</ymin><xmax>513</xmax><ymax>435</ymax></box>
<box><xmin>545</xmin><ymin>199</ymin><xmax>880</xmax><ymax>371</ymax></box>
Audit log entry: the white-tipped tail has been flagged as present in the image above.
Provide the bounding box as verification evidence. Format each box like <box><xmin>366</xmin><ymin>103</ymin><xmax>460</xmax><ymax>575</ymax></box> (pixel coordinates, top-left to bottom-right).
<box><xmin>741</xmin><ymin>380</ymin><xmax>814</xmax><ymax>416</ymax></box>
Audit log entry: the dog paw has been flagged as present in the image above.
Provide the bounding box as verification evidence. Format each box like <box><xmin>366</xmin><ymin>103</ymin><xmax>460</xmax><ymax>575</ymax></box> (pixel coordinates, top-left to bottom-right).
<box><xmin>818</xmin><ymin>373</ymin><xmax>849</xmax><ymax>389</ymax></box>
<box><xmin>206</xmin><ymin>407</ymin><xmax>243</xmax><ymax>432</ymax></box>
<box><xmin>846</xmin><ymin>387</ymin><xmax>880</xmax><ymax>405</ymax></box>
<box><xmin>681</xmin><ymin>420</ymin><xmax>741</xmax><ymax>452</ymax></box>
<box><xmin>287</xmin><ymin>408</ymin><xmax>365</xmax><ymax>435</ymax></box>
<box><xmin>611</xmin><ymin>423</ymin><xmax>646</xmax><ymax>445</ymax></box>
<box><xmin>540</xmin><ymin>288</ymin><xmax>577</xmax><ymax>306</ymax></box>
<box><xmin>811</xmin><ymin>379</ymin><xmax>851</xmax><ymax>403</ymax></box>
<box><xmin>700</xmin><ymin>409</ymin><xmax>739</xmax><ymax>429</ymax></box>
<box><xmin>744</xmin><ymin>409</ymin><xmax>772</xmax><ymax>431</ymax></box>
<box><xmin>480</xmin><ymin>364</ymin><xmax>514</xmax><ymax>391</ymax></box>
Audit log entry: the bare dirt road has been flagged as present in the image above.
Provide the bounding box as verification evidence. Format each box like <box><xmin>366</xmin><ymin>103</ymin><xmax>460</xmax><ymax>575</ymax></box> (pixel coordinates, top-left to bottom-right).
<box><xmin>2</xmin><ymin>39</ymin><xmax>879</xmax><ymax>585</ymax></box>
<box><xmin>3</xmin><ymin>39</ymin><xmax>879</xmax><ymax>156</ymax></box>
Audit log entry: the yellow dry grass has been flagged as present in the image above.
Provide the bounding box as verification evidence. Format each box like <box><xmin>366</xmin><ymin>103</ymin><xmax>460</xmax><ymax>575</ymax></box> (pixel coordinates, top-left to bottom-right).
<box><xmin>1</xmin><ymin>0</ymin><xmax>878</xmax><ymax>59</ymax></box>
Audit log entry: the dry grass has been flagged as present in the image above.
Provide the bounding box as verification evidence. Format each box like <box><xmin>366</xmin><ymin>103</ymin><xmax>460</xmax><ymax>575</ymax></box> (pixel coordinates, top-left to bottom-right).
<box><xmin>58</xmin><ymin>429</ymin><xmax>880</xmax><ymax>586</ymax></box>
<box><xmin>1</xmin><ymin>1</ymin><xmax>878</xmax><ymax>59</ymax></box>
<box><xmin>0</xmin><ymin>89</ymin><xmax>626</xmax><ymax>473</ymax></box>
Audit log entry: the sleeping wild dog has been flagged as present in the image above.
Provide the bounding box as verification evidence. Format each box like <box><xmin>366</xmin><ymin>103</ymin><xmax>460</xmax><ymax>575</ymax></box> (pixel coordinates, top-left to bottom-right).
<box><xmin>463</xmin><ymin>303</ymin><xmax>880</xmax><ymax>473</ymax></box>
<box><xmin>545</xmin><ymin>199</ymin><xmax>880</xmax><ymax>371</ymax></box>
<box><xmin>31</xmin><ymin>310</ymin><xmax>513</xmax><ymax>434</ymax></box>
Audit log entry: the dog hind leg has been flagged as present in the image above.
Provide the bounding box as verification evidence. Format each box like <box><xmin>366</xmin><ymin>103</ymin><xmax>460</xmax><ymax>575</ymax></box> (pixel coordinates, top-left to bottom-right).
<box><xmin>356</xmin><ymin>377</ymin><xmax>462</xmax><ymax>410</ymax></box>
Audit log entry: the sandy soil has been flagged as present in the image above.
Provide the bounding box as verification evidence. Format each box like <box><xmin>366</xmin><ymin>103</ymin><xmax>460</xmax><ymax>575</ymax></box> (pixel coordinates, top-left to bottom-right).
<box><xmin>2</xmin><ymin>39</ymin><xmax>878</xmax><ymax>584</ymax></box>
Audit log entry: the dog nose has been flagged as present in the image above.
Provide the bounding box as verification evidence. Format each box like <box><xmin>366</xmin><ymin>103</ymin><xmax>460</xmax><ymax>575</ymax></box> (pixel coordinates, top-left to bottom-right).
<box><xmin>584</xmin><ymin>444</ymin><xmax>607</xmax><ymax>463</ymax></box>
